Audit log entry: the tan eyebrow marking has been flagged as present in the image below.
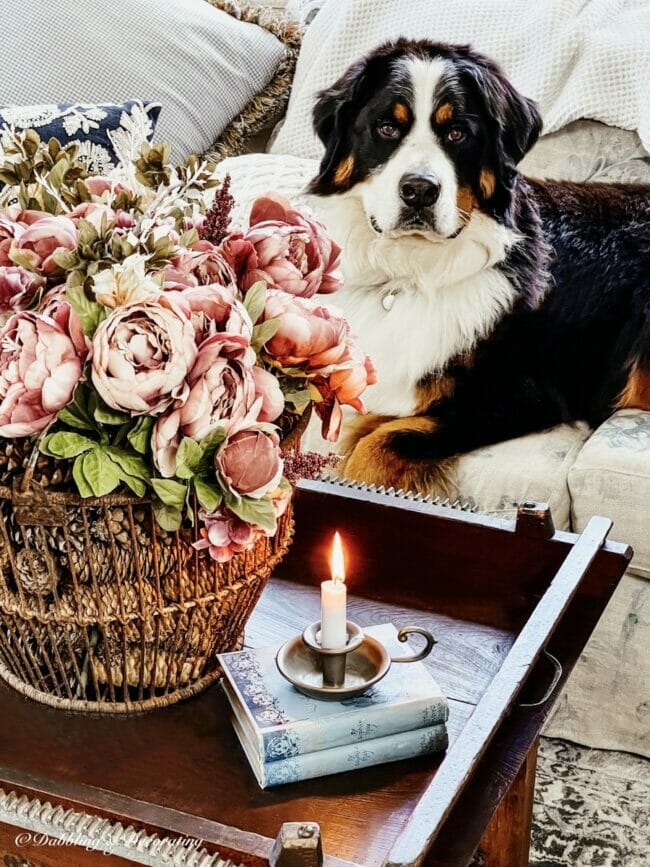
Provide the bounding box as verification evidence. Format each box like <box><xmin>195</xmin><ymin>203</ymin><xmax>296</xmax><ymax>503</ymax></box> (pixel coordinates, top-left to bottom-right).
<box><xmin>393</xmin><ymin>102</ymin><xmax>410</xmax><ymax>124</ymax></box>
<box><xmin>333</xmin><ymin>154</ymin><xmax>355</xmax><ymax>187</ymax></box>
<box><xmin>480</xmin><ymin>169</ymin><xmax>496</xmax><ymax>199</ymax></box>
<box><xmin>435</xmin><ymin>102</ymin><xmax>454</xmax><ymax>124</ymax></box>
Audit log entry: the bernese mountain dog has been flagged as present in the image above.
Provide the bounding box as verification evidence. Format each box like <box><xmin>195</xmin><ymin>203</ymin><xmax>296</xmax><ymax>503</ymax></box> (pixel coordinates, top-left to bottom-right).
<box><xmin>306</xmin><ymin>39</ymin><xmax>650</xmax><ymax>494</ymax></box>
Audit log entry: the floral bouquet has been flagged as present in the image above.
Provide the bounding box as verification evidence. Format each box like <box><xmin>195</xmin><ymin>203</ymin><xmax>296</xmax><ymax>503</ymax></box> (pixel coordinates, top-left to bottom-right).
<box><xmin>0</xmin><ymin>131</ymin><xmax>375</xmax><ymax>563</ymax></box>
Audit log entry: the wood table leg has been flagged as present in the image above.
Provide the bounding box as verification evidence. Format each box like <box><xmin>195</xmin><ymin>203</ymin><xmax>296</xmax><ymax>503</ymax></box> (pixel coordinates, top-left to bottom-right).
<box><xmin>474</xmin><ymin>739</ymin><xmax>538</xmax><ymax>867</ymax></box>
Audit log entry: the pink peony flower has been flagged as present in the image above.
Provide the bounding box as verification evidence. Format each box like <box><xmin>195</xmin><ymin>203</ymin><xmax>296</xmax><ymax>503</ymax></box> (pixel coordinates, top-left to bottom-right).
<box><xmin>91</xmin><ymin>297</ymin><xmax>197</xmax><ymax>415</ymax></box>
<box><xmin>193</xmin><ymin>508</ymin><xmax>267</xmax><ymax>562</ymax></box>
<box><xmin>252</xmin><ymin>366</ymin><xmax>284</xmax><ymax>423</ymax></box>
<box><xmin>0</xmin><ymin>266</ymin><xmax>45</xmax><ymax>316</ymax></box>
<box><xmin>150</xmin><ymin>407</ymin><xmax>182</xmax><ymax>478</ymax></box>
<box><xmin>13</xmin><ymin>215</ymin><xmax>77</xmax><ymax>275</ymax></box>
<box><xmin>263</xmin><ymin>289</ymin><xmax>376</xmax><ymax>440</ymax></box>
<box><xmin>165</xmin><ymin>283</ymin><xmax>252</xmax><ymax>344</ymax></box>
<box><xmin>216</xmin><ymin>426</ymin><xmax>283</xmax><ymax>499</ymax></box>
<box><xmin>0</xmin><ymin>310</ymin><xmax>87</xmax><ymax>437</ymax></box>
<box><xmin>152</xmin><ymin>333</ymin><xmax>257</xmax><ymax>476</ymax></box>
<box><xmin>69</xmin><ymin>202</ymin><xmax>115</xmax><ymax>232</ymax></box>
<box><xmin>190</xmin><ymin>240</ymin><xmax>237</xmax><ymax>287</ymax></box>
<box><xmin>221</xmin><ymin>195</ymin><xmax>342</xmax><ymax>298</ymax></box>
<box><xmin>84</xmin><ymin>177</ymin><xmax>132</xmax><ymax>199</ymax></box>
<box><xmin>0</xmin><ymin>214</ymin><xmax>25</xmax><ymax>267</ymax></box>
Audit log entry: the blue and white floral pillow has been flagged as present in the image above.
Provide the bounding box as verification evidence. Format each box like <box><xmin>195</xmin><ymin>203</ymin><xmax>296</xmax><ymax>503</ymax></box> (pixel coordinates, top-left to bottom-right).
<box><xmin>0</xmin><ymin>100</ymin><xmax>161</xmax><ymax>172</ymax></box>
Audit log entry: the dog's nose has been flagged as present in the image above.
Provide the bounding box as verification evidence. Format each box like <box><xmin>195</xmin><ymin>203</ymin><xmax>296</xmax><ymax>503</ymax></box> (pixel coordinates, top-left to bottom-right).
<box><xmin>399</xmin><ymin>173</ymin><xmax>441</xmax><ymax>208</ymax></box>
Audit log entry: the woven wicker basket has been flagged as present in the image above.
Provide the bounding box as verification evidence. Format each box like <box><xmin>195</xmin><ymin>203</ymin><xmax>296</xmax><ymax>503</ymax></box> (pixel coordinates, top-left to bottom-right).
<box><xmin>0</xmin><ymin>460</ymin><xmax>293</xmax><ymax>713</ymax></box>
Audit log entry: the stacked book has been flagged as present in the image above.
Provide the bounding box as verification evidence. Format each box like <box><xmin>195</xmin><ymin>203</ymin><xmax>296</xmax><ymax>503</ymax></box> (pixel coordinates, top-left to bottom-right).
<box><xmin>218</xmin><ymin>623</ymin><xmax>449</xmax><ymax>787</ymax></box>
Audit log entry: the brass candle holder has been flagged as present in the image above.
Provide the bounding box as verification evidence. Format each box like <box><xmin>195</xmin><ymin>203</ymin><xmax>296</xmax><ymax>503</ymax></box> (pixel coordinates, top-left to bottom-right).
<box><xmin>276</xmin><ymin>621</ymin><xmax>436</xmax><ymax>701</ymax></box>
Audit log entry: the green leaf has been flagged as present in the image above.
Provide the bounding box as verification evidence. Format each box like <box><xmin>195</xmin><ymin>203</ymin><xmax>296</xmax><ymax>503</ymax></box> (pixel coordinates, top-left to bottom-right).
<box><xmin>197</xmin><ymin>426</ymin><xmax>227</xmax><ymax>468</ymax></box>
<box><xmin>47</xmin><ymin>157</ymin><xmax>69</xmax><ymax>191</ymax></box>
<box><xmin>150</xmin><ymin>478</ymin><xmax>187</xmax><ymax>509</ymax></box>
<box><xmin>8</xmin><ymin>249</ymin><xmax>38</xmax><ymax>272</ymax></box>
<box><xmin>226</xmin><ymin>494</ymin><xmax>276</xmax><ymax>533</ymax></box>
<box><xmin>251</xmin><ymin>318</ymin><xmax>280</xmax><ymax>353</ymax></box>
<box><xmin>152</xmin><ymin>500</ymin><xmax>183</xmax><ymax>532</ymax></box>
<box><xmin>243</xmin><ymin>280</ymin><xmax>267</xmax><ymax>325</ymax></box>
<box><xmin>120</xmin><ymin>474</ymin><xmax>147</xmax><ymax>497</ymax></box>
<box><xmin>77</xmin><ymin>448</ymin><xmax>122</xmax><ymax>497</ymax></box>
<box><xmin>127</xmin><ymin>416</ymin><xmax>154</xmax><ymax>454</ymax></box>
<box><xmin>94</xmin><ymin>402</ymin><xmax>130</xmax><ymax>425</ymax></box>
<box><xmin>66</xmin><ymin>284</ymin><xmax>106</xmax><ymax>336</ymax></box>
<box><xmin>281</xmin><ymin>382</ymin><xmax>311</xmax><ymax>413</ymax></box>
<box><xmin>57</xmin><ymin>388</ymin><xmax>98</xmax><ymax>432</ymax></box>
<box><xmin>104</xmin><ymin>447</ymin><xmax>149</xmax><ymax>481</ymax></box>
<box><xmin>40</xmin><ymin>431</ymin><xmax>97</xmax><ymax>458</ymax></box>
<box><xmin>175</xmin><ymin>437</ymin><xmax>204</xmax><ymax>479</ymax></box>
<box><xmin>193</xmin><ymin>477</ymin><xmax>223</xmax><ymax>512</ymax></box>
<box><xmin>72</xmin><ymin>455</ymin><xmax>94</xmax><ymax>498</ymax></box>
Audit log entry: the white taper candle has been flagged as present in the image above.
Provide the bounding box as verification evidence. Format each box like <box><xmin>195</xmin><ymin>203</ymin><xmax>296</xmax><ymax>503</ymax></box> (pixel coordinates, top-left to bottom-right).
<box><xmin>320</xmin><ymin>531</ymin><xmax>347</xmax><ymax>649</ymax></box>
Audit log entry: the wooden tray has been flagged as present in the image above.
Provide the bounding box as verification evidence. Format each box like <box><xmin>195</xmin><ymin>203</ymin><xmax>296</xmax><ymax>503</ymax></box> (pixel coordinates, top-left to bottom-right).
<box><xmin>0</xmin><ymin>479</ymin><xmax>632</xmax><ymax>867</ymax></box>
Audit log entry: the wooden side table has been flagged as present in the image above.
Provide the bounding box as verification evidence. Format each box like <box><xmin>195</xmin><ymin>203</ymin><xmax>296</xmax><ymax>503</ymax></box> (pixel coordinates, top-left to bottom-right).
<box><xmin>0</xmin><ymin>481</ymin><xmax>632</xmax><ymax>866</ymax></box>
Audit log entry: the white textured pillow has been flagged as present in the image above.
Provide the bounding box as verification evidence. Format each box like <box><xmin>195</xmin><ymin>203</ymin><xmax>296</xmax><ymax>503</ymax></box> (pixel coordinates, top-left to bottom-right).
<box><xmin>0</xmin><ymin>0</ymin><xmax>288</xmax><ymax>161</ymax></box>
<box><xmin>271</xmin><ymin>0</ymin><xmax>650</xmax><ymax>159</ymax></box>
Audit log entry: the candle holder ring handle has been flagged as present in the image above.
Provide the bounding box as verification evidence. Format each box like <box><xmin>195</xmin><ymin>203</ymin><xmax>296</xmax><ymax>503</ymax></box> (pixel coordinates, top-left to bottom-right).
<box><xmin>392</xmin><ymin>627</ymin><xmax>437</xmax><ymax>663</ymax></box>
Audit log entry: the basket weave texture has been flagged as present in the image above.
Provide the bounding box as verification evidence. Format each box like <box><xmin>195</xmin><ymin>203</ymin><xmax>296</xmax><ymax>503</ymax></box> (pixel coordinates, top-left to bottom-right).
<box><xmin>0</xmin><ymin>455</ymin><xmax>293</xmax><ymax>713</ymax></box>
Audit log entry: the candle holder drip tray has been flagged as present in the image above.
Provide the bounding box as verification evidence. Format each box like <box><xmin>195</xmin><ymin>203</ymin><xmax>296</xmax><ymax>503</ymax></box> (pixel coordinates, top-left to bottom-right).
<box><xmin>276</xmin><ymin>621</ymin><xmax>436</xmax><ymax>699</ymax></box>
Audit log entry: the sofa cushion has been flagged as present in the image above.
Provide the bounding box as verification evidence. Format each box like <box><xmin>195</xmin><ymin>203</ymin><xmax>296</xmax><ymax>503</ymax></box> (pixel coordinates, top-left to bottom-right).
<box><xmin>453</xmin><ymin>424</ymin><xmax>592</xmax><ymax>530</ymax></box>
<box><xmin>521</xmin><ymin>120</ymin><xmax>650</xmax><ymax>183</ymax></box>
<box><xmin>545</xmin><ymin>571</ymin><xmax>650</xmax><ymax>757</ymax></box>
<box><xmin>0</xmin><ymin>101</ymin><xmax>160</xmax><ymax>173</ymax></box>
<box><xmin>0</xmin><ymin>0</ymin><xmax>292</xmax><ymax>162</ymax></box>
<box><xmin>569</xmin><ymin>410</ymin><xmax>650</xmax><ymax>579</ymax></box>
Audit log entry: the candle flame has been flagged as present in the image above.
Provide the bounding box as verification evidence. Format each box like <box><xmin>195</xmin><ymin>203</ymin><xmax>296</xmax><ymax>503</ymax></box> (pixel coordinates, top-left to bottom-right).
<box><xmin>331</xmin><ymin>531</ymin><xmax>346</xmax><ymax>583</ymax></box>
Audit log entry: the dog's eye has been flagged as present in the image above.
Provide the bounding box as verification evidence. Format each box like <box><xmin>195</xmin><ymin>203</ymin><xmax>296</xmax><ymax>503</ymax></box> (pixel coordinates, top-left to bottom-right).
<box><xmin>377</xmin><ymin>122</ymin><xmax>401</xmax><ymax>140</ymax></box>
<box><xmin>447</xmin><ymin>127</ymin><xmax>466</xmax><ymax>144</ymax></box>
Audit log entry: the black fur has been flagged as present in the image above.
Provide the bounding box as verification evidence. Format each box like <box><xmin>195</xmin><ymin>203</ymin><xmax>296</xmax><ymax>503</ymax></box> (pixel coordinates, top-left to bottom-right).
<box><xmin>310</xmin><ymin>40</ymin><xmax>650</xmax><ymax>471</ymax></box>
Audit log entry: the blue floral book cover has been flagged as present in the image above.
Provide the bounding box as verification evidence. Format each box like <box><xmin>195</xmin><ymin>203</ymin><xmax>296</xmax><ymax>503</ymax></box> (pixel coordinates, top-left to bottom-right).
<box><xmin>218</xmin><ymin>623</ymin><xmax>448</xmax><ymax>765</ymax></box>
<box><xmin>233</xmin><ymin>713</ymin><xmax>448</xmax><ymax>788</ymax></box>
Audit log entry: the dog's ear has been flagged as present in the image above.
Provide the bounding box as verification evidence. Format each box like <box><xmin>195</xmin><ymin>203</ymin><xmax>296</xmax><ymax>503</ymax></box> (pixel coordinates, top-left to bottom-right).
<box><xmin>458</xmin><ymin>48</ymin><xmax>542</xmax><ymax>222</ymax></box>
<box><xmin>459</xmin><ymin>50</ymin><xmax>541</xmax><ymax>164</ymax></box>
<box><xmin>308</xmin><ymin>58</ymin><xmax>368</xmax><ymax>195</ymax></box>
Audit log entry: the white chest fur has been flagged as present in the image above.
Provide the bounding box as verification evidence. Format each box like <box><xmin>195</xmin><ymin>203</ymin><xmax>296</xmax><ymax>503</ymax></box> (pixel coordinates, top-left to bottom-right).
<box><xmin>311</xmin><ymin>195</ymin><xmax>519</xmax><ymax>417</ymax></box>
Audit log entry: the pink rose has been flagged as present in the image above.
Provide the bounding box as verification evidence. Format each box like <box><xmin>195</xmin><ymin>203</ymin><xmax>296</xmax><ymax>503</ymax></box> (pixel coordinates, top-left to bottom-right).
<box><xmin>14</xmin><ymin>215</ymin><xmax>77</xmax><ymax>275</ymax></box>
<box><xmin>263</xmin><ymin>290</ymin><xmax>376</xmax><ymax>440</ymax></box>
<box><xmin>0</xmin><ymin>266</ymin><xmax>45</xmax><ymax>316</ymax></box>
<box><xmin>0</xmin><ymin>310</ymin><xmax>86</xmax><ymax>437</ymax></box>
<box><xmin>216</xmin><ymin>426</ymin><xmax>283</xmax><ymax>499</ymax></box>
<box><xmin>221</xmin><ymin>195</ymin><xmax>342</xmax><ymax>298</ymax></box>
<box><xmin>193</xmin><ymin>508</ymin><xmax>267</xmax><ymax>562</ymax></box>
<box><xmin>91</xmin><ymin>297</ymin><xmax>197</xmax><ymax>415</ymax></box>
<box><xmin>152</xmin><ymin>333</ymin><xmax>257</xmax><ymax>476</ymax></box>
<box><xmin>252</xmin><ymin>366</ymin><xmax>284</xmax><ymax>423</ymax></box>
<box><xmin>165</xmin><ymin>283</ymin><xmax>252</xmax><ymax>344</ymax></box>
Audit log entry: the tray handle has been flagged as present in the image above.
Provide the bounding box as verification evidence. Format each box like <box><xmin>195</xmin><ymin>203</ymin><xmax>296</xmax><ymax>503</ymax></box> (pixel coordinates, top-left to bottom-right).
<box><xmin>392</xmin><ymin>627</ymin><xmax>437</xmax><ymax>663</ymax></box>
<box><xmin>519</xmin><ymin>650</ymin><xmax>563</xmax><ymax>708</ymax></box>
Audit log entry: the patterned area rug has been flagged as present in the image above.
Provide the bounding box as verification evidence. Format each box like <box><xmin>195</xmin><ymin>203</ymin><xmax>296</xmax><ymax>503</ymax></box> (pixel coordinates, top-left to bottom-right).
<box><xmin>531</xmin><ymin>737</ymin><xmax>649</xmax><ymax>866</ymax></box>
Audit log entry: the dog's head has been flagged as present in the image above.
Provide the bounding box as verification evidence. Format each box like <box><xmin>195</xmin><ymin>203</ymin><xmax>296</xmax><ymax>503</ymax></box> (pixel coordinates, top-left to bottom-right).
<box><xmin>308</xmin><ymin>40</ymin><xmax>541</xmax><ymax>238</ymax></box>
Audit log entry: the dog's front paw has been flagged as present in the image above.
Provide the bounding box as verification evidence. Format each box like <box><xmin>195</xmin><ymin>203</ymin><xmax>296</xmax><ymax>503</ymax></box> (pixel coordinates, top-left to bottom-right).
<box><xmin>340</xmin><ymin>416</ymin><xmax>456</xmax><ymax>496</ymax></box>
